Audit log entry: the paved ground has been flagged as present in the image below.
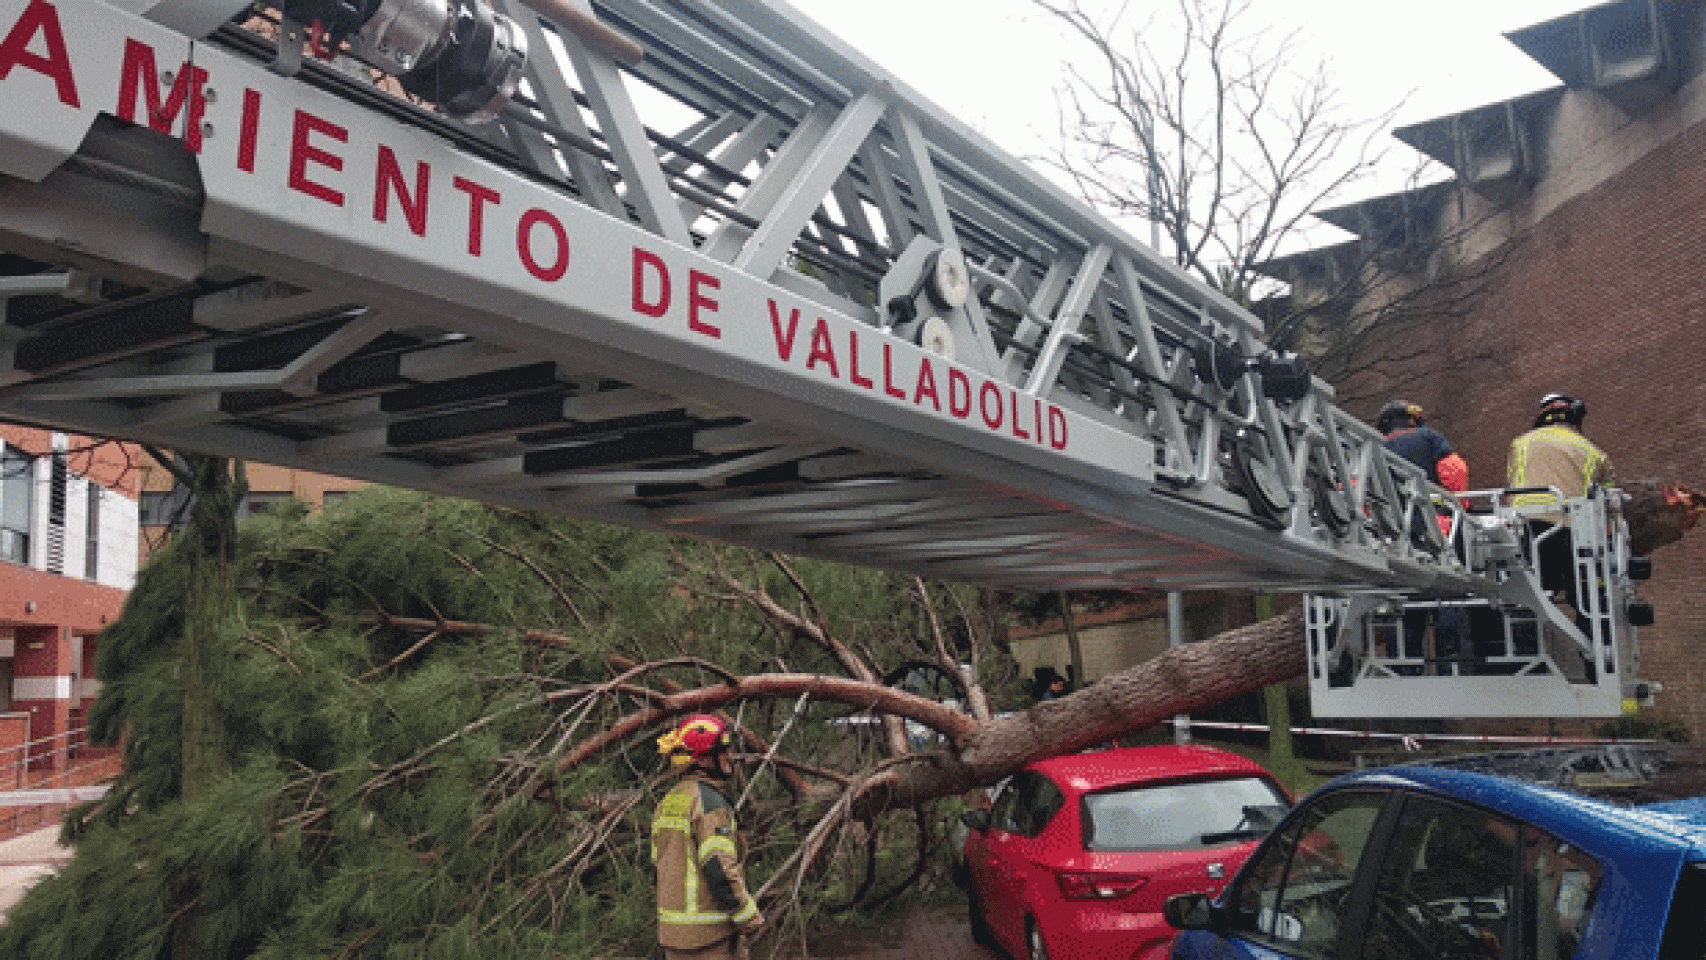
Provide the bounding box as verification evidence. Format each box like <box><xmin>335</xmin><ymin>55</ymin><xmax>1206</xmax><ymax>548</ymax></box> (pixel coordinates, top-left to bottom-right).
<box><xmin>808</xmin><ymin>903</ymin><xmax>1001</xmax><ymax>960</ymax></box>
<box><xmin>0</xmin><ymin>825</ymin><xmax>71</xmax><ymax>921</ymax></box>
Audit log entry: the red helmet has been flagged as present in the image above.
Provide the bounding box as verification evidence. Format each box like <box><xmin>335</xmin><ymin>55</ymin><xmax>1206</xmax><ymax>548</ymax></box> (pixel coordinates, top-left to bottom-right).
<box><xmin>657</xmin><ymin>714</ymin><xmax>732</xmax><ymax>765</ymax></box>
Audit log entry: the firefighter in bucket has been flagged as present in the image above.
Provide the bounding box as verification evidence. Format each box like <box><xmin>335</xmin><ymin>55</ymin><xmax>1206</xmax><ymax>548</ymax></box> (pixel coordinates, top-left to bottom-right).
<box><xmin>653</xmin><ymin>714</ymin><xmax>765</xmax><ymax>959</ymax></box>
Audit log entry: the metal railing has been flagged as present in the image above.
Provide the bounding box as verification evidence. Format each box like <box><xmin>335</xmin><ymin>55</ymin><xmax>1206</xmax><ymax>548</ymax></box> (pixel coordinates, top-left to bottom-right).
<box><xmin>0</xmin><ymin>727</ymin><xmax>120</xmax><ymax>841</ymax></box>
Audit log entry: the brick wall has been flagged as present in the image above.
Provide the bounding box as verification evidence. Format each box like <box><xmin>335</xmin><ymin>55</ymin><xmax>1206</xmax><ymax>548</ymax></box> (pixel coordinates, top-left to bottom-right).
<box><xmin>0</xmin><ymin>426</ymin><xmax>144</xmax><ymax>498</ymax></box>
<box><xmin>1007</xmin><ymin>592</ymin><xmax>1259</xmax><ymax>685</ymax></box>
<box><xmin>1355</xmin><ymin>114</ymin><xmax>1706</xmax><ymax>739</ymax></box>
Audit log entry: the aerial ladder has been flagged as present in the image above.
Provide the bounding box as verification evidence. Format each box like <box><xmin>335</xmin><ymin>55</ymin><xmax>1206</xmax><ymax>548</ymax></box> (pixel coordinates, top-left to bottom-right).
<box><xmin>0</xmin><ymin>0</ymin><xmax>1654</xmax><ymax>716</ymax></box>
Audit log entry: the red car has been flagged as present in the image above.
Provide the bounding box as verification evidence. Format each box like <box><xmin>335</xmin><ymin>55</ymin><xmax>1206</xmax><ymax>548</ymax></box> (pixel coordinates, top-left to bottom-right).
<box><xmin>961</xmin><ymin>744</ymin><xmax>1289</xmax><ymax>960</ymax></box>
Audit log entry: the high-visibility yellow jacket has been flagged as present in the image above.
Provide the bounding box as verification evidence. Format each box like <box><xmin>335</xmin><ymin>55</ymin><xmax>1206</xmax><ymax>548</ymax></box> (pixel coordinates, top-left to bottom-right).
<box><xmin>652</xmin><ymin>771</ymin><xmax>761</xmax><ymax>950</ymax></box>
<box><xmin>1507</xmin><ymin>425</ymin><xmax>1615</xmax><ymax>513</ymax></box>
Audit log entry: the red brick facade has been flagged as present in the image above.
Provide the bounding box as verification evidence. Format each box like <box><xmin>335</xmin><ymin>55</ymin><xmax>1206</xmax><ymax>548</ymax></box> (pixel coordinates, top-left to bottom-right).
<box><xmin>0</xmin><ymin>426</ymin><xmax>133</xmax><ymax>778</ymax></box>
<box><xmin>1354</xmin><ymin>116</ymin><xmax>1706</xmax><ymax>739</ymax></box>
<box><xmin>0</xmin><ymin>426</ymin><xmax>145</xmax><ymax>498</ymax></box>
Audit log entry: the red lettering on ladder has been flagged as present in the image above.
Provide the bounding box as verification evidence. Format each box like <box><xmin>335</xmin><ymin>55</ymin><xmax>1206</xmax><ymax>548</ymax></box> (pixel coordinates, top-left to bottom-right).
<box><xmin>847</xmin><ymin>330</ymin><xmax>873</xmax><ymax>389</ymax></box>
<box><xmin>979</xmin><ymin>381</ymin><xmax>1003</xmax><ymax>430</ymax></box>
<box><xmin>687</xmin><ymin>270</ymin><xmax>721</xmax><ymax>338</ymax></box>
<box><xmin>806</xmin><ymin>317</ymin><xmax>839</xmax><ymax>378</ymax></box>
<box><xmin>912</xmin><ymin>359</ymin><xmax>940</xmax><ymax>411</ymax></box>
<box><xmin>767</xmin><ymin>300</ymin><xmax>800</xmax><ymax>359</ymax></box>
<box><xmin>374</xmin><ymin>145</ymin><xmax>430</xmax><ymax>236</ymax></box>
<box><xmin>881</xmin><ymin>344</ymin><xmax>906</xmax><ymax>399</ymax></box>
<box><xmin>288</xmin><ymin>109</ymin><xmax>347</xmax><ymax>206</ymax></box>
<box><xmin>1048</xmin><ymin>405</ymin><xmax>1068</xmax><ymax>450</ymax></box>
<box><xmin>451</xmin><ymin>176</ymin><xmax>499</xmax><ymax>256</ymax></box>
<box><xmin>947</xmin><ymin>369</ymin><xmax>971</xmax><ymax>419</ymax></box>
<box><xmin>117</xmin><ymin>40</ymin><xmax>207</xmax><ymax>152</ymax></box>
<box><xmin>1009</xmin><ymin>389</ymin><xmax>1031</xmax><ymax>441</ymax></box>
<box><xmin>237</xmin><ymin>89</ymin><xmax>261</xmax><ymax>173</ymax></box>
<box><xmin>633</xmin><ymin>248</ymin><xmax>671</xmax><ymax>317</ymax></box>
<box><xmin>517</xmin><ymin>208</ymin><xmax>569</xmax><ymax>282</ymax></box>
<box><xmin>0</xmin><ymin>0</ymin><xmax>79</xmax><ymax>107</ymax></box>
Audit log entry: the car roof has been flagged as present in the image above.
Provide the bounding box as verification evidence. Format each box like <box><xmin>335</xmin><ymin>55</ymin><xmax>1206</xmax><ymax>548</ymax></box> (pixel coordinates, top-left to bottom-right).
<box><xmin>1028</xmin><ymin>744</ymin><xmax>1272</xmax><ymax>793</ymax></box>
<box><xmin>1325</xmin><ymin>765</ymin><xmax>1706</xmax><ymax>858</ymax></box>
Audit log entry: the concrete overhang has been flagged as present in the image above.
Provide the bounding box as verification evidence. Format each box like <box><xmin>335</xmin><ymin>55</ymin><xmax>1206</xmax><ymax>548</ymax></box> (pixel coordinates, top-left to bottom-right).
<box><xmin>1505</xmin><ymin>0</ymin><xmax>1697</xmax><ymax>116</ymax></box>
<box><xmin>1393</xmin><ymin>89</ymin><xmax>1564</xmax><ymax>205</ymax></box>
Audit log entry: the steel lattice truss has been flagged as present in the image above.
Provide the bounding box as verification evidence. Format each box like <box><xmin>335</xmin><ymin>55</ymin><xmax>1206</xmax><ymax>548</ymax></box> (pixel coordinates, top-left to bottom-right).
<box><xmin>0</xmin><ymin>0</ymin><xmax>1486</xmax><ymax>594</ymax></box>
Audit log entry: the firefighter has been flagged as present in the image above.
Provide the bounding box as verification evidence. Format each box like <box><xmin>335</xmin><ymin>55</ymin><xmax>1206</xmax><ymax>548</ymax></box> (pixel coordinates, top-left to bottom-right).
<box><xmin>1377</xmin><ymin>400</ymin><xmax>1469</xmax><ymax>491</ymax></box>
<box><xmin>1507</xmin><ymin>393</ymin><xmax>1615</xmax><ymax>635</ymax></box>
<box><xmin>1379</xmin><ymin>400</ymin><xmax>1470</xmax><ymax>667</ymax></box>
<box><xmin>652</xmin><ymin>714</ymin><xmax>764</xmax><ymax>960</ymax></box>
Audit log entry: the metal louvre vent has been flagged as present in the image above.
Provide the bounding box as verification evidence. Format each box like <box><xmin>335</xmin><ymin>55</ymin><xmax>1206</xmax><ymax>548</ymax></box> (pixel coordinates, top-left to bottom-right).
<box><xmin>45</xmin><ymin>454</ymin><xmax>67</xmax><ymax>574</ymax></box>
<box><xmin>44</xmin><ymin>524</ymin><xmax>64</xmax><ymax>574</ymax></box>
<box><xmin>86</xmin><ymin>483</ymin><xmax>100</xmax><ymax>581</ymax></box>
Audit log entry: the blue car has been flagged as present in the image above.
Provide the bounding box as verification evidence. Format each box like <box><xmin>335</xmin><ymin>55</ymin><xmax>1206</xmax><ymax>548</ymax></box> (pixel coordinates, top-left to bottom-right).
<box><xmin>1165</xmin><ymin>764</ymin><xmax>1706</xmax><ymax>960</ymax></box>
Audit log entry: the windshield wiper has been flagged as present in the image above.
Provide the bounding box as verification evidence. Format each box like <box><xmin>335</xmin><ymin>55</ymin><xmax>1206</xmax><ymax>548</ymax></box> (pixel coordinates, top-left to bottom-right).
<box><xmin>1199</xmin><ymin>804</ymin><xmax>1289</xmax><ymax>846</ymax></box>
<box><xmin>1199</xmin><ymin>827</ymin><xmax>1266</xmax><ymax>845</ymax></box>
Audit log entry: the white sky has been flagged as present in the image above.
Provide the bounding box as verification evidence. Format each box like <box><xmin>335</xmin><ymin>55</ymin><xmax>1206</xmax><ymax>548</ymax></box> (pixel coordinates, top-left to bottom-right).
<box><xmin>785</xmin><ymin>0</ymin><xmax>1604</xmax><ymax>217</ymax></box>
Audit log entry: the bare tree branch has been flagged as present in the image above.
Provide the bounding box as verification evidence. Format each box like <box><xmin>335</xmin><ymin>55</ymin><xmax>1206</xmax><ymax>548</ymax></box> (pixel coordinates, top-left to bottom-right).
<box><xmin>1032</xmin><ymin>0</ymin><xmax>1398</xmax><ymax>295</ymax></box>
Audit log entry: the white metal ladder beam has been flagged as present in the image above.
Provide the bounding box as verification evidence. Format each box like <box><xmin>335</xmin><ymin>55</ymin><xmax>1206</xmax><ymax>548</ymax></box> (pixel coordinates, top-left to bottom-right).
<box><xmin>729</xmin><ymin>90</ymin><xmax>885</xmax><ymax>279</ymax></box>
<box><xmin>500</xmin><ymin>0</ymin><xmax>625</xmax><ymax>217</ymax></box>
<box><xmin>0</xmin><ymin>0</ymin><xmax>1509</xmax><ymax>598</ymax></box>
<box><xmin>558</xmin><ymin>0</ymin><xmax>692</xmax><ymax>244</ymax></box>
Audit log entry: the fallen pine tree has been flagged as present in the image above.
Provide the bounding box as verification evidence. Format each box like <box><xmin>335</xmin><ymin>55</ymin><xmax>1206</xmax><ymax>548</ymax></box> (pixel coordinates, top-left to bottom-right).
<box><xmin>0</xmin><ymin>478</ymin><xmax>1697</xmax><ymax>959</ymax></box>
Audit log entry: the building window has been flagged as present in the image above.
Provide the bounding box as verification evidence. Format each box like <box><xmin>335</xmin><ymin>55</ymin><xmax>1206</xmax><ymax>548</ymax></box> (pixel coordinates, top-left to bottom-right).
<box><xmin>240</xmin><ymin>492</ymin><xmax>300</xmax><ymax>518</ymax></box>
<box><xmin>85</xmin><ymin>482</ymin><xmax>100</xmax><ymax>580</ymax></box>
<box><xmin>0</xmin><ymin>449</ymin><xmax>33</xmax><ymax>565</ymax></box>
<box><xmin>139</xmin><ymin>484</ymin><xmax>192</xmax><ymax>526</ymax></box>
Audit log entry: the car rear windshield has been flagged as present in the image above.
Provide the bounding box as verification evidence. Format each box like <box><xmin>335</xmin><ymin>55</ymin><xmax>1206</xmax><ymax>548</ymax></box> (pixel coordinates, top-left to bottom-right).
<box><xmin>1082</xmin><ymin>776</ymin><xmax>1288</xmax><ymax>852</ymax></box>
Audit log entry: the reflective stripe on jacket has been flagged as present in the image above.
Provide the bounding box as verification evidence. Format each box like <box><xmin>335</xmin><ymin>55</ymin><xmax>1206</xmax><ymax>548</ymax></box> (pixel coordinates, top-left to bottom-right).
<box><xmin>652</xmin><ymin>773</ymin><xmax>760</xmax><ymax>950</ymax></box>
<box><xmin>1507</xmin><ymin>425</ymin><xmax>1615</xmax><ymax>511</ymax></box>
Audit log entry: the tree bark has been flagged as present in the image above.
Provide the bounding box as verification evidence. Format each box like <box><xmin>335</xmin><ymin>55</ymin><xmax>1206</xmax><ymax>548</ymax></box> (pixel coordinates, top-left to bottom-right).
<box><xmin>847</xmin><ymin>610</ymin><xmax>1306</xmax><ymax>817</ymax></box>
<box><xmin>1622</xmin><ymin>480</ymin><xmax>1706</xmax><ymax>557</ymax></box>
<box><xmin>179</xmin><ymin>455</ymin><xmax>246</xmax><ymax>803</ymax></box>
<box><xmin>1060</xmin><ymin>592</ymin><xmax>1086</xmax><ymax>692</ymax></box>
<box><xmin>1253</xmin><ymin>595</ymin><xmax>1293</xmax><ymax>773</ymax></box>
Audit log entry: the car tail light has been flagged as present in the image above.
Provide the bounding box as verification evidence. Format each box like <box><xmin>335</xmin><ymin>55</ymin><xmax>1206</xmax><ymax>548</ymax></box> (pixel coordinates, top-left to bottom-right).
<box><xmin>1056</xmin><ymin>871</ymin><xmax>1149</xmax><ymax>900</ymax></box>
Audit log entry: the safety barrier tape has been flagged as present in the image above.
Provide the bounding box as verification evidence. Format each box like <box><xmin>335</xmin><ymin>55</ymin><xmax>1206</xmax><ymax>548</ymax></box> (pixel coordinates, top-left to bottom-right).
<box><xmin>1169</xmin><ymin>719</ymin><xmax>1655</xmax><ymax>747</ymax></box>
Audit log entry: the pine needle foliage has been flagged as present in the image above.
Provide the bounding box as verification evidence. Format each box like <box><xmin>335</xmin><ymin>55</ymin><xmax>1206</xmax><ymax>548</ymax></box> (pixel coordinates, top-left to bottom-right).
<box><xmin>1</xmin><ymin>490</ymin><xmax>996</xmax><ymax>959</ymax></box>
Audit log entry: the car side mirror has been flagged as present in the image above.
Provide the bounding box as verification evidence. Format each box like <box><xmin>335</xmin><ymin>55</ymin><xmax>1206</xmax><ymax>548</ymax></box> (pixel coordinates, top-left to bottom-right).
<box><xmin>1164</xmin><ymin>893</ymin><xmax>1221</xmax><ymax>931</ymax></box>
<box><xmin>961</xmin><ymin>809</ymin><xmax>991</xmax><ymax>832</ymax></box>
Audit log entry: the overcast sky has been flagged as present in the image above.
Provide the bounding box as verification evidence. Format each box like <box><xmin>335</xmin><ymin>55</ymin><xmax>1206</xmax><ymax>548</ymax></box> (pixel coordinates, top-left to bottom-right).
<box><xmin>784</xmin><ymin>0</ymin><xmax>1602</xmax><ymax>215</ymax></box>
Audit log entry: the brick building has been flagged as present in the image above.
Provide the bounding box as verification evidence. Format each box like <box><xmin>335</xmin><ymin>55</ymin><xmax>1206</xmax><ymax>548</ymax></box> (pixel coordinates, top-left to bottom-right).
<box><xmin>0</xmin><ymin>425</ymin><xmax>140</xmax><ymax>778</ymax></box>
<box><xmin>0</xmin><ymin>423</ymin><xmax>367</xmax><ymax>778</ymax></box>
<box><xmin>136</xmin><ymin>456</ymin><xmax>367</xmax><ymax>559</ymax></box>
<box><xmin>1265</xmin><ymin>1</ymin><xmax>1706</xmax><ymax>736</ymax></box>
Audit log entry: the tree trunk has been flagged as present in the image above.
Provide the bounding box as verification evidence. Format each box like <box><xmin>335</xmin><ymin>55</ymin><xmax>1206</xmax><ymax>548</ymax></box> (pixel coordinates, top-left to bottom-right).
<box><xmin>1623</xmin><ymin>480</ymin><xmax>1706</xmax><ymax>557</ymax></box>
<box><xmin>1255</xmin><ymin>595</ymin><xmax>1295</xmax><ymax>779</ymax></box>
<box><xmin>179</xmin><ymin>456</ymin><xmax>246</xmax><ymax>803</ymax></box>
<box><xmin>1059</xmin><ymin>592</ymin><xmax>1086</xmax><ymax>692</ymax></box>
<box><xmin>851</xmin><ymin>610</ymin><xmax>1307</xmax><ymax>817</ymax></box>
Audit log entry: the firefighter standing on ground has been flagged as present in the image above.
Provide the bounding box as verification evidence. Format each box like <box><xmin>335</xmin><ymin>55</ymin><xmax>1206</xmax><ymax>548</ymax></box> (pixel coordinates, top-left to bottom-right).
<box><xmin>1507</xmin><ymin>392</ymin><xmax>1615</xmax><ymax>612</ymax></box>
<box><xmin>653</xmin><ymin>714</ymin><xmax>764</xmax><ymax>960</ymax></box>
